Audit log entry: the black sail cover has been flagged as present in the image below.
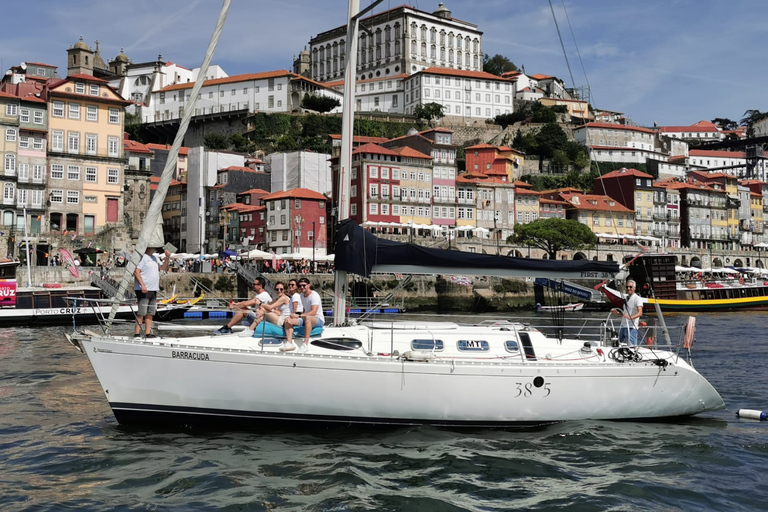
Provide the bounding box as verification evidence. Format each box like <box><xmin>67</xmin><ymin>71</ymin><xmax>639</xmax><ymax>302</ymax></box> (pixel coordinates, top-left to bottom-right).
<box><xmin>335</xmin><ymin>219</ymin><xmax>618</xmax><ymax>279</ymax></box>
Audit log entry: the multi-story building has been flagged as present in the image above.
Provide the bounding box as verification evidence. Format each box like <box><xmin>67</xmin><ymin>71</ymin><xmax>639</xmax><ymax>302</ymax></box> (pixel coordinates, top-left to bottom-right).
<box><xmin>662</xmin><ymin>180</ymin><xmax>727</xmax><ymax>250</ymax></box>
<box><xmin>124</xmin><ymin>139</ymin><xmax>154</xmax><ymax>241</ymax></box>
<box><xmin>476</xmin><ymin>178</ymin><xmax>514</xmax><ymax>248</ymax></box>
<box><xmin>465</xmin><ymin>143</ymin><xmax>525</xmax><ymax>181</ymax></box>
<box><xmin>559</xmin><ymin>191</ymin><xmax>636</xmax><ymax>239</ymax></box>
<box><xmin>389</xmin><ymin>145</ymin><xmax>435</xmax><ymax>227</ymax></box>
<box><xmin>741</xmin><ymin>179</ymin><xmax>768</xmax><ymax>245</ymax></box>
<box><xmin>657</xmin><ymin>120</ymin><xmax>724</xmax><ymax>144</ymax></box>
<box><xmin>1</xmin><ymin>91</ymin><xmax>21</xmax><ymax>246</ymax></box>
<box><xmin>653</xmin><ymin>180</ymin><xmax>681</xmax><ymax>248</ymax></box>
<box><xmin>686</xmin><ymin>149</ymin><xmax>767</xmax><ymax>180</ymax></box>
<box><xmin>513</xmin><ymin>181</ymin><xmax>539</xmax><ymax>226</ymax></box>
<box><xmin>381</xmin><ymin>127</ymin><xmax>457</xmax><ymax>227</ymax></box>
<box><xmin>573</xmin><ymin>122</ymin><xmax>681</xmax><ymax>165</ymax></box>
<box><xmin>539</xmin><ymin>97</ymin><xmax>591</xmax><ymax>121</ymax></box>
<box><xmin>689</xmin><ymin>171</ymin><xmax>740</xmax><ymax>249</ymax></box>
<box><xmin>149</xmin><ymin>70</ymin><xmax>342</xmax><ymax>124</ymax></box>
<box><xmin>262</xmin><ymin>188</ymin><xmax>328</xmax><ymax>257</ymax></box>
<box><xmin>403</xmin><ymin>67</ymin><xmax>513</xmax><ymax>120</ymax></box>
<box><xmin>309</xmin><ymin>3</ymin><xmax>482</xmax><ymax>84</ymax></box>
<box><xmin>592</xmin><ymin>168</ymin><xmax>658</xmax><ymax>238</ymax></box>
<box><xmin>146</xmin><ymin>143</ymin><xmax>190</xmax><ymax>182</ymax></box>
<box><xmin>539</xmin><ymin>198</ymin><xmax>567</xmax><ymax>220</ymax></box>
<box><xmin>15</xmin><ymin>93</ymin><xmax>49</xmax><ymax>237</ymax></box>
<box><xmin>46</xmin><ymin>74</ymin><xmax>129</xmax><ymax>237</ymax></box>
<box><xmin>325</xmin><ymin>74</ymin><xmax>409</xmax><ymax>114</ymax></box>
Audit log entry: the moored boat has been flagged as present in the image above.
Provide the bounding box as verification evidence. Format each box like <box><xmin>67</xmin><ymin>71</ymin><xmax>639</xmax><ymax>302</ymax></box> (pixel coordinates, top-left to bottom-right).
<box><xmin>0</xmin><ymin>258</ymin><xmax>188</xmax><ymax>326</ymax></box>
<box><xmin>601</xmin><ymin>254</ymin><xmax>768</xmax><ymax>312</ymax></box>
<box><xmin>535</xmin><ymin>302</ymin><xmax>585</xmax><ymax>312</ymax></box>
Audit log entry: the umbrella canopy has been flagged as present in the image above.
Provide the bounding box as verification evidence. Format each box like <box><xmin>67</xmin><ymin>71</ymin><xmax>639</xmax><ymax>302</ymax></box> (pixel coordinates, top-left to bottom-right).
<box><xmin>220</xmin><ymin>250</ymin><xmax>237</xmax><ymax>257</ymax></box>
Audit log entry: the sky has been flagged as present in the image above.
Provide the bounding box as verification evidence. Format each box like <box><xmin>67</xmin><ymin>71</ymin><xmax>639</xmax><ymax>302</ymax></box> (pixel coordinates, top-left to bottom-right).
<box><xmin>1</xmin><ymin>0</ymin><xmax>765</xmax><ymax>128</ymax></box>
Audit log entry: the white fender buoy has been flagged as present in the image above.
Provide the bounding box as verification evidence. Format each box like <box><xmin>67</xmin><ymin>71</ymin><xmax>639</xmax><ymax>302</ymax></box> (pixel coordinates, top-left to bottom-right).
<box><xmin>736</xmin><ymin>409</ymin><xmax>767</xmax><ymax>421</ymax></box>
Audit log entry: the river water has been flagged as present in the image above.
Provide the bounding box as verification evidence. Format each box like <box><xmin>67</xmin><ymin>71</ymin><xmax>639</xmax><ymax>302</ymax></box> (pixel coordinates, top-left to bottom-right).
<box><xmin>1</xmin><ymin>312</ymin><xmax>766</xmax><ymax>511</ymax></box>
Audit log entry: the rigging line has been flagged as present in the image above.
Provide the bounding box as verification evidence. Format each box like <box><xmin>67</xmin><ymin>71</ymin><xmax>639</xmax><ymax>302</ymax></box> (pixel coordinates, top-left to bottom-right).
<box><xmin>560</xmin><ymin>0</ymin><xmax>593</xmax><ymax>106</ymax></box>
<box><xmin>548</xmin><ymin>0</ymin><xmax>576</xmax><ymax>90</ymax></box>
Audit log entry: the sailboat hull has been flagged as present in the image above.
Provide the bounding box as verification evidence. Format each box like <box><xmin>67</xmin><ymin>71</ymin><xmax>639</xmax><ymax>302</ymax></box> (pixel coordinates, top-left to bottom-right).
<box><xmin>79</xmin><ymin>328</ymin><xmax>724</xmax><ymax>427</ymax></box>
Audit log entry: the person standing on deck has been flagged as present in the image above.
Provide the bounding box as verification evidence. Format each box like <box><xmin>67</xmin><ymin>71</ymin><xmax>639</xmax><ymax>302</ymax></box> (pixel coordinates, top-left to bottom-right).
<box><xmin>612</xmin><ymin>279</ymin><xmax>643</xmax><ymax>346</ymax></box>
<box><xmin>133</xmin><ymin>246</ymin><xmax>171</xmax><ymax>338</ymax></box>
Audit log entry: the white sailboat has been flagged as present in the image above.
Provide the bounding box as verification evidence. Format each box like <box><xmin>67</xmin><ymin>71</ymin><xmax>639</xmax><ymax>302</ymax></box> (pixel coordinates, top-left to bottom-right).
<box><xmin>69</xmin><ymin>0</ymin><xmax>724</xmax><ymax>427</ymax></box>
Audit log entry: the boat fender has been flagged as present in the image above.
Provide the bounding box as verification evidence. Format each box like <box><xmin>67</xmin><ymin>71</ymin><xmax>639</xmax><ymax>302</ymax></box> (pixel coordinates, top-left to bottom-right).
<box><xmin>683</xmin><ymin>316</ymin><xmax>696</xmax><ymax>349</ymax></box>
<box><xmin>402</xmin><ymin>350</ymin><xmax>436</xmax><ymax>362</ymax></box>
<box><xmin>737</xmin><ymin>409</ymin><xmax>767</xmax><ymax>421</ymax></box>
<box><xmin>739</xmin><ymin>277</ymin><xmax>745</xmax><ymax>285</ymax></box>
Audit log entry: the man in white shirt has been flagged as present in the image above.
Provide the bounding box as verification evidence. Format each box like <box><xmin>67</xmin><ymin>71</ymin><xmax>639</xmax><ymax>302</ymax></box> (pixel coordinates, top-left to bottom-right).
<box><xmin>215</xmin><ymin>277</ymin><xmax>272</xmax><ymax>334</ymax></box>
<box><xmin>612</xmin><ymin>279</ymin><xmax>643</xmax><ymax>346</ymax></box>
<box><xmin>133</xmin><ymin>246</ymin><xmax>171</xmax><ymax>338</ymax></box>
<box><xmin>280</xmin><ymin>279</ymin><xmax>304</xmax><ymax>351</ymax></box>
<box><xmin>292</xmin><ymin>277</ymin><xmax>324</xmax><ymax>352</ymax></box>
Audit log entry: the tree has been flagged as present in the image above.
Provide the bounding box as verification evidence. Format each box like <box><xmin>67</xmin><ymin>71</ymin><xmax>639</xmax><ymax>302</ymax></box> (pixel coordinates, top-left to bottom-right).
<box><xmin>711</xmin><ymin>117</ymin><xmax>738</xmax><ymax>131</ymax></box>
<box><xmin>534</xmin><ymin>122</ymin><xmax>568</xmax><ymax>159</ymax></box>
<box><xmin>741</xmin><ymin>109</ymin><xmax>767</xmax><ymax>138</ymax></box>
<box><xmin>301</xmin><ymin>94</ymin><xmax>341</xmax><ymax>113</ymax></box>
<box><xmin>483</xmin><ymin>54</ymin><xmax>517</xmax><ymax>76</ymax></box>
<box><xmin>414</xmin><ymin>102</ymin><xmax>446</xmax><ymax>127</ymax></box>
<box><xmin>509</xmin><ymin>218</ymin><xmax>597</xmax><ymax>260</ymax></box>
<box><xmin>204</xmin><ymin>133</ymin><xmax>229</xmax><ymax>150</ymax></box>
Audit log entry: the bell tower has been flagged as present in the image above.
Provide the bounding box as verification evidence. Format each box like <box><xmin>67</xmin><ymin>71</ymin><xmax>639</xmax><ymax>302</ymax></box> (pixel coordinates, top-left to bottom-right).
<box><xmin>67</xmin><ymin>36</ymin><xmax>94</xmax><ymax>76</ymax></box>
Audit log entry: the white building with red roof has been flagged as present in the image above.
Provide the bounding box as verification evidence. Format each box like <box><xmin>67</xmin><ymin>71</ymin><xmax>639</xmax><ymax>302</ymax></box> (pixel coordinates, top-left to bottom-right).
<box><xmin>657</xmin><ymin>120</ymin><xmax>724</xmax><ymax>143</ymax></box>
<box><xmin>261</xmin><ymin>188</ymin><xmax>329</xmax><ymax>256</ymax></box>
<box><xmin>403</xmin><ymin>67</ymin><xmax>513</xmax><ymax>120</ymax></box>
<box><xmin>147</xmin><ymin>70</ymin><xmax>343</xmax><ymax>124</ymax></box>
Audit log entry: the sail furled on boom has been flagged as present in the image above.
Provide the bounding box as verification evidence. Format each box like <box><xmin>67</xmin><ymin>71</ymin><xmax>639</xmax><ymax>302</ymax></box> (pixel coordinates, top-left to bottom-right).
<box><xmin>335</xmin><ymin>219</ymin><xmax>618</xmax><ymax>279</ymax></box>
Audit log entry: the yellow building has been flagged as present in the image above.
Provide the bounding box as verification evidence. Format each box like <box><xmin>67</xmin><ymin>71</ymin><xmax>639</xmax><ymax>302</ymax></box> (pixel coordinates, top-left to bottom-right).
<box><xmin>46</xmin><ymin>74</ymin><xmax>129</xmax><ymax>235</ymax></box>
<box><xmin>539</xmin><ymin>97</ymin><xmax>592</xmax><ymax>120</ymax></box>
<box><xmin>559</xmin><ymin>191</ymin><xmax>636</xmax><ymax>237</ymax></box>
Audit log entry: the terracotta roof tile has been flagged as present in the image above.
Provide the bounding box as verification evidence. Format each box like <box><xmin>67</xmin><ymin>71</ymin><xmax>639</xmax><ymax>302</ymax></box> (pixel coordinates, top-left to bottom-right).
<box><xmin>261</xmin><ymin>188</ymin><xmax>328</xmax><ymax>201</ymax></box>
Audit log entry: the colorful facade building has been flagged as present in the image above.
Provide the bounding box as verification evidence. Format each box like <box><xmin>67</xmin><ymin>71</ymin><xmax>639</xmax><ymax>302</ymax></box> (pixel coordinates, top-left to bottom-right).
<box><xmin>46</xmin><ymin>74</ymin><xmax>129</xmax><ymax>236</ymax></box>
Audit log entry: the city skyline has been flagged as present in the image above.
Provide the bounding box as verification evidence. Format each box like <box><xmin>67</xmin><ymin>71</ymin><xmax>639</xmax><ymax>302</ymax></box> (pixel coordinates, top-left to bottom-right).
<box><xmin>1</xmin><ymin>1</ymin><xmax>765</xmax><ymax>128</ymax></box>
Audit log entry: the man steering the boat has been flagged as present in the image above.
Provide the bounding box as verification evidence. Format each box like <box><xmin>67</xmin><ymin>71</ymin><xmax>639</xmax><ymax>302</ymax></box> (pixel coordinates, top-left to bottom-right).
<box><xmin>611</xmin><ymin>279</ymin><xmax>643</xmax><ymax>346</ymax></box>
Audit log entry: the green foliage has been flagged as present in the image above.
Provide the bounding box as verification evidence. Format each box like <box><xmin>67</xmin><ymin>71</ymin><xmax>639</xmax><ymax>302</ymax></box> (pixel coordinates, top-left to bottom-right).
<box><xmin>124</xmin><ymin>112</ymin><xmax>146</xmax><ymax>142</ymax></box>
<box><xmin>741</xmin><ymin>109</ymin><xmax>767</xmax><ymax>138</ymax></box>
<box><xmin>414</xmin><ymin>102</ymin><xmax>446</xmax><ymax>126</ymax></box>
<box><xmin>493</xmin><ymin>279</ymin><xmax>528</xmax><ymax>294</ymax></box>
<box><xmin>204</xmin><ymin>133</ymin><xmax>229</xmax><ymax>150</ymax></box>
<box><xmin>301</xmin><ymin>94</ymin><xmax>341</xmax><ymax>113</ymax></box>
<box><xmin>213</xmin><ymin>275</ymin><xmax>235</xmax><ymax>293</ymax></box>
<box><xmin>275</xmin><ymin>134</ymin><xmax>299</xmax><ymax>151</ymax></box>
<box><xmin>483</xmin><ymin>54</ymin><xmax>517</xmax><ymax>75</ymax></box>
<box><xmin>534</xmin><ymin>123</ymin><xmax>569</xmax><ymax>159</ymax></box>
<box><xmin>711</xmin><ymin>117</ymin><xmax>738</xmax><ymax>131</ymax></box>
<box><xmin>530</xmin><ymin>103</ymin><xmax>558</xmax><ymax>123</ymax></box>
<box><xmin>229</xmin><ymin>133</ymin><xmax>254</xmax><ymax>153</ymax></box>
<box><xmin>509</xmin><ymin>218</ymin><xmax>597</xmax><ymax>260</ymax></box>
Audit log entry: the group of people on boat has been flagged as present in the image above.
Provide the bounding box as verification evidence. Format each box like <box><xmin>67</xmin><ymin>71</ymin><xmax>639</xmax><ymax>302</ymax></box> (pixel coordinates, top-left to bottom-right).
<box><xmin>213</xmin><ymin>276</ymin><xmax>324</xmax><ymax>352</ymax></box>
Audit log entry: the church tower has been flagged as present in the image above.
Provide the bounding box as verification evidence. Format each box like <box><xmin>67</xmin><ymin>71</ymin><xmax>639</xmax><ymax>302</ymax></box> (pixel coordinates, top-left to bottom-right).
<box><xmin>67</xmin><ymin>36</ymin><xmax>94</xmax><ymax>76</ymax></box>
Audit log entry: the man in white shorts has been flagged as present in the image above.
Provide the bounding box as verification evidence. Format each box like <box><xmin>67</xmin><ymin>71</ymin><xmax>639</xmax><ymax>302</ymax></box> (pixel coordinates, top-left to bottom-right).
<box><xmin>291</xmin><ymin>277</ymin><xmax>324</xmax><ymax>352</ymax></box>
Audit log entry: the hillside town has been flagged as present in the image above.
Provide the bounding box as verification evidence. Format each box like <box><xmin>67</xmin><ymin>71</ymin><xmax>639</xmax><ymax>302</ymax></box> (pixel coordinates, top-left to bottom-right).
<box><xmin>1</xmin><ymin>2</ymin><xmax>767</xmax><ymax>272</ymax></box>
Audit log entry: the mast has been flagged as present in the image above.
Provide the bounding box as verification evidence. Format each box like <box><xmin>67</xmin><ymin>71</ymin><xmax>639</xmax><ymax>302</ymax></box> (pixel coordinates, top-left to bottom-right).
<box><xmin>333</xmin><ymin>0</ymin><xmax>383</xmax><ymax>326</ymax></box>
<box><xmin>105</xmin><ymin>0</ymin><xmax>232</xmax><ymax>327</ymax></box>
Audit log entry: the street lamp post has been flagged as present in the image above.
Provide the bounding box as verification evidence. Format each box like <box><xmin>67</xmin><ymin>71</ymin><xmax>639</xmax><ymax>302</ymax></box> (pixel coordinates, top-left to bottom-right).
<box><xmin>311</xmin><ymin>220</ymin><xmax>316</xmax><ymax>270</ymax></box>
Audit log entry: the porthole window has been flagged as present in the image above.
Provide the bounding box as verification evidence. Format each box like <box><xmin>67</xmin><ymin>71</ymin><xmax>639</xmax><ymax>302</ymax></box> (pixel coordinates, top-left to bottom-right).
<box><xmin>458</xmin><ymin>340</ymin><xmax>489</xmax><ymax>352</ymax></box>
<box><xmin>505</xmin><ymin>340</ymin><xmax>520</xmax><ymax>352</ymax></box>
<box><xmin>259</xmin><ymin>338</ymin><xmax>283</xmax><ymax>346</ymax></box>
<box><xmin>411</xmin><ymin>339</ymin><xmax>444</xmax><ymax>351</ymax></box>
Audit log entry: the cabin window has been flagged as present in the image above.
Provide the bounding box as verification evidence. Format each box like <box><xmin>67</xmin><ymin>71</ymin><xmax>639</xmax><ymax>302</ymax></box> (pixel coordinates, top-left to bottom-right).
<box><xmin>411</xmin><ymin>339</ymin><xmax>444</xmax><ymax>351</ymax></box>
<box><xmin>457</xmin><ymin>340</ymin><xmax>489</xmax><ymax>352</ymax></box>
<box><xmin>259</xmin><ymin>338</ymin><xmax>283</xmax><ymax>346</ymax></box>
<box><xmin>505</xmin><ymin>340</ymin><xmax>520</xmax><ymax>352</ymax></box>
